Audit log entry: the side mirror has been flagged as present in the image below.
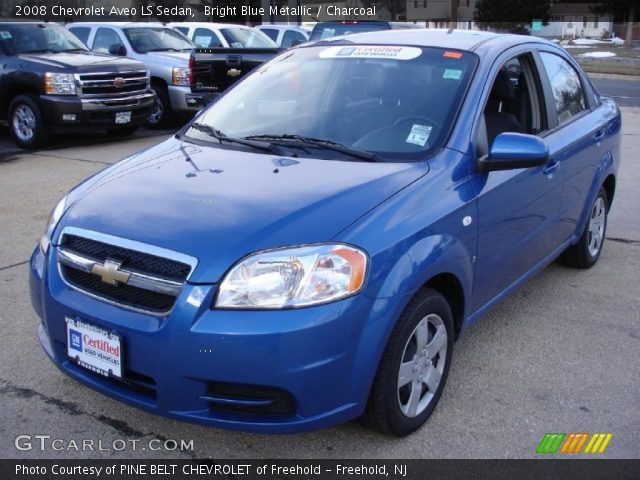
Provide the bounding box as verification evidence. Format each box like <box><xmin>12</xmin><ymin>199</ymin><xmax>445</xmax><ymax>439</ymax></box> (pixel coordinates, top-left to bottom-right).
<box><xmin>108</xmin><ymin>44</ymin><xmax>126</xmax><ymax>56</ymax></box>
<box><xmin>478</xmin><ymin>132</ymin><xmax>549</xmax><ymax>173</ymax></box>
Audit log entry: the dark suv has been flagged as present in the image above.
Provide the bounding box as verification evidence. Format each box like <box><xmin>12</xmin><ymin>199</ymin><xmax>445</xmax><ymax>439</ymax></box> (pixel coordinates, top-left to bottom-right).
<box><xmin>0</xmin><ymin>22</ymin><xmax>154</xmax><ymax>149</ymax></box>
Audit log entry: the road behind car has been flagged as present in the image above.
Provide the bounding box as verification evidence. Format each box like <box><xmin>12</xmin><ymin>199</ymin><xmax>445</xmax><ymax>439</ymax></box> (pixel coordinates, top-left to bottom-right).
<box><xmin>0</xmin><ymin>107</ymin><xmax>637</xmax><ymax>458</ymax></box>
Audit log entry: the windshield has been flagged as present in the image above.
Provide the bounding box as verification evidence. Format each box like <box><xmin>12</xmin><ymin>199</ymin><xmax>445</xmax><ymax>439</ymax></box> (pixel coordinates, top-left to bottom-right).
<box><xmin>124</xmin><ymin>27</ymin><xmax>193</xmax><ymax>53</ymax></box>
<box><xmin>310</xmin><ymin>23</ymin><xmax>389</xmax><ymax>41</ymax></box>
<box><xmin>0</xmin><ymin>23</ymin><xmax>88</xmax><ymax>55</ymax></box>
<box><xmin>219</xmin><ymin>27</ymin><xmax>277</xmax><ymax>48</ymax></box>
<box><xmin>185</xmin><ymin>45</ymin><xmax>477</xmax><ymax>161</ymax></box>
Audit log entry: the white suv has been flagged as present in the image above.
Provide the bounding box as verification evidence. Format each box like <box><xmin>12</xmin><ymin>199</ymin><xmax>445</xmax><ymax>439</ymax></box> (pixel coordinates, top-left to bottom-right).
<box><xmin>169</xmin><ymin>22</ymin><xmax>277</xmax><ymax>49</ymax></box>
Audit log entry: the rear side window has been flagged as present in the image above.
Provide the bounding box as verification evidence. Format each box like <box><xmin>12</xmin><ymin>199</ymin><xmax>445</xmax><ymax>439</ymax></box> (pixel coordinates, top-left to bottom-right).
<box><xmin>69</xmin><ymin>27</ymin><xmax>90</xmax><ymax>45</ymax></box>
<box><xmin>539</xmin><ymin>52</ymin><xmax>586</xmax><ymax>125</ymax></box>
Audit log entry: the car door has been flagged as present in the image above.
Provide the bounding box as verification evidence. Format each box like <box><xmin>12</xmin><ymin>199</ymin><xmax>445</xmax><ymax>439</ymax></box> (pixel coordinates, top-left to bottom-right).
<box><xmin>471</xmin><ymin>49</ymin><xmax>564</xmax><ymax>312</ymax></box>
<box><xmin>535</xmin><ymin>50</ymin><xmax>606</xmax><ymax>241</ymax></box>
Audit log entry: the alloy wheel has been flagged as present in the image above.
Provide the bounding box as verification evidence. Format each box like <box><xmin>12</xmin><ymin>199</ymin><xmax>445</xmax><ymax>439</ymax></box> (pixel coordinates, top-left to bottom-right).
<box><xmin>397</xmin><ymin>313</ymin><xmax>448</xmax><ymax>418</ymax></box>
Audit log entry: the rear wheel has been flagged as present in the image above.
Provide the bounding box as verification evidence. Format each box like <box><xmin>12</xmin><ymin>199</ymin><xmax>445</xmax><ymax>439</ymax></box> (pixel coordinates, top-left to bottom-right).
<box><xmin>9</xmin><ymin>95</ymin><xmax>49</xmax><ymax>149</ymax></box>
<box><xmin>559</xmin><ymin>187</ymin><xmax>608</xmax><ymax>269</ymax></box>
<box><xmin>363</xmin><ymin>288</ymin><xmax>454</xmax><ymax>436</ymax></box>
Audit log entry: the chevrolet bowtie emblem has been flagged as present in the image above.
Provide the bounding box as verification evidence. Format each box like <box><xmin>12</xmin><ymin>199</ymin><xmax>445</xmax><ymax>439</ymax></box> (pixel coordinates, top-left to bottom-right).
<box><xmin>227</xmin><ymin>68</ymin><xmax>241</xmax><ymax>77</ymax></box>
<box><xmin>114</xmin><ymin>77</ymin><xmax>125</xmax><ymax>88</ymax></box>
<box><xmin>91</xmin><ymin>259</ymin><xmax>130</xmax><ymax>286</ymax></box>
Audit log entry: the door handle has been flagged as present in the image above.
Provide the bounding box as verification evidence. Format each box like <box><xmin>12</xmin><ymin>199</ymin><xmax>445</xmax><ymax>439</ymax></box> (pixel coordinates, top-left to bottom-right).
<box><xmin>543</xmin><ymin>159</ymin><xmax>560</xmax><ymax>176</ymax></box>
<box><xmin>594</xmin><ymin>130</ymin><xmax>606</xmax><ymax>144</ymax></box>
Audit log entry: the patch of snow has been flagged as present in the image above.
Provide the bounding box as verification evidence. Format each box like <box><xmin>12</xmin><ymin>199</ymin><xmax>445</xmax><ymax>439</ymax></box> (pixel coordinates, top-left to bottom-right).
<box><xmin>564</xmin><ymin>45</ymin><xmax>590</xmax><ymax>49</ymax></box>
<box><xmin>611</xmin><ymin>37</ymin><xmax>625</xmax><ymax>46</ymax></box>
<box><xmin>572</xmin><ymin>38</ymin><xmax>607</xmax><ymax>45</ymax></box>
<box><xmin>580</xmin><ymin>51</ymin><xmax>617</xmax><ymax>58</ymax></box>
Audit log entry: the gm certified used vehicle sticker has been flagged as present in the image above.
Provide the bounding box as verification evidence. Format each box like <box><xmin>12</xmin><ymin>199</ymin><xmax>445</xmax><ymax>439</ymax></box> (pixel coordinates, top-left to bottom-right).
<box><xmin>443</xmin><ymin>69</ymin><xmax>463</xmax><ymax>80</ymax></box>
<box><xmin>319</xmin><ymin>45</ymin><xmax>422</xmax><ymax>60</ymax></box>
<box><xmin>406</xmin><ymin>124</ymin><xmax>433</xmax><ymax>147</ymax></box>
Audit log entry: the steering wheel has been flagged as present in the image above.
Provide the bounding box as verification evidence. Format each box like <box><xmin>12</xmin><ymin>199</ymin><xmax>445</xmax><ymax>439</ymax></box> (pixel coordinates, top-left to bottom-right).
<box><xmin>393</xmin><ymin>115</ymin><xmax>442</xmax><ymax>132</ymax></box>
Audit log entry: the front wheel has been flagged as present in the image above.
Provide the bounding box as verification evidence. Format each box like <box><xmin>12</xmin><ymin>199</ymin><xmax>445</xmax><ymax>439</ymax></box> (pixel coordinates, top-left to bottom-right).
<box><xmin>9</xmin><ymin>95</ymin><xmax>49</xmax><ymax>149</ymax></box>
<box><xmin>146</xmin><ymin>85</ymin><xmax>171</xmax><ymax>129</ymax></box>
<box><xmin>363</xmin><ymin>288</ymin><xmax>454</xmax><ymax>437</ymax></box>
<box><xmin>559</xmin><ymin>187</ymin><xmax>608</xmax><ymax>269</ymax></box>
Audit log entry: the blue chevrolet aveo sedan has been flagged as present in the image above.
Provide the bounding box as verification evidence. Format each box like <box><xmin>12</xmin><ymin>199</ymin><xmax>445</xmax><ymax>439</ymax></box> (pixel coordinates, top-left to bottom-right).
<box><xmin>30</xmin><ymin>30</ymin><xmax>621</xmax><ymax>436</ymax></box>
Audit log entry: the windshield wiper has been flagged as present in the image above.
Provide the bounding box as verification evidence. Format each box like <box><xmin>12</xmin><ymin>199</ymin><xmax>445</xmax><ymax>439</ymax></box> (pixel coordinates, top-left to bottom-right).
<box><xmin>243</xmin><ymin>134</ymin><xmax>379</xmax><ymax>162</ymax></box>
<box><xmin>20</xmin><ymin>49</ymin><xmax>56</xmax><ymax>54</ymax></box>
<box><xmin>187</xmin><ymin>123</ymin><xmax>281</xmax><ymax>154</ymax></box>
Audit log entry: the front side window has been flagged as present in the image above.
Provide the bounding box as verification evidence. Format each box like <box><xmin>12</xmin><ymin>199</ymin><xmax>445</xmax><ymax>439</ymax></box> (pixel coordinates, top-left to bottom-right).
<box><xmin>123</xmin><ymin>27</ymin><xmax>193</xmax><ymax>53</ymax></box>
<box><xmin>193</xmin><ymin>28</ymin><xmax>222</xmax><ymax>48</ymax></box>
<box><xmin>219</xmin><ymin>28</ymin><xmax>277</xmax><ymax>48</ymax></box>
<box><xmin>92</xmin><ymin>28</ymin><xmax>124</xmax><ymax>54</ymax></box>
<box><xmin>539</xmin><ymin>52</ymin><xmax>586</xmax><ymax>125</ymax></box>
<box><xmin>281</xmin><ymin>30</ymin><xmax>307</xmax><ymax>48</ymax></box>
<box><xmin>185</xmin><ymin>45</ymin><xmax>477</xmax><ymax>161</ymax></box>
<box><xmin>260</xmin><ymin>28</ymin><xmax>279</xmax><ymax>42</ymax></box>
<box><xmin>0</xmin><ymin>23</ymin><xmax>88</xmax><ymax>55</ymax></box>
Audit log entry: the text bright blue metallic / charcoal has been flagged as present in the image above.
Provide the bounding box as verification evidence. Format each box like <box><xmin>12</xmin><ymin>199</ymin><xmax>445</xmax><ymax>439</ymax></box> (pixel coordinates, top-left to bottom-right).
<box><xmin>29</xmin><ymin>30</ymin><xmax>622</xmax><ymax>436</ymax></box>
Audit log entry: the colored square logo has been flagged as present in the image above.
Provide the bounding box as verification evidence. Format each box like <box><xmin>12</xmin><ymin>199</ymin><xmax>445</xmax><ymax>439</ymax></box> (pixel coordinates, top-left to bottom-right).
<box><xmin>69</xmin><ymin>329</ymin><xmax>83</xmax><ymax>352</ymax></box>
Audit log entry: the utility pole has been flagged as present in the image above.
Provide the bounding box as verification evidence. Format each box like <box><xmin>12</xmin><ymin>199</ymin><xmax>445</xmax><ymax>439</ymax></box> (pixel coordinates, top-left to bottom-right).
<box><xmin>450</xmin><ymin>0</ymin><xmax>458</xmax><ymax>29</ymax></box>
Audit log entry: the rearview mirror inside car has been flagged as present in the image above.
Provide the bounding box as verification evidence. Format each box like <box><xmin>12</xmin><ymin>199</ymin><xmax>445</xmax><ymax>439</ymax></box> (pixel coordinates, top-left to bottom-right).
<box><xmin>478</xmin><ymin>132</ymin><xmax>549</xmax><ymax>173</ymax></box>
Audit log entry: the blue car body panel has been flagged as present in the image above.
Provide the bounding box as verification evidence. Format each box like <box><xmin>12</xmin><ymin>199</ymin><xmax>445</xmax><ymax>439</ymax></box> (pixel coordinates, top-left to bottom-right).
<box><xmin>30</xmin><ymin>30</ymin><xmax>622</xmax><ymax>433</ymax></box>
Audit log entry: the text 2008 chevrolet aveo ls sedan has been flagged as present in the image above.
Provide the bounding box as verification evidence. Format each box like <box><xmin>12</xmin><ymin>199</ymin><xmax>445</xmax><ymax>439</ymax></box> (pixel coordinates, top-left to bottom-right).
<box><xmin>30</xmin><ymin>30</ymin><xmax>621</xmax><ymax>436</ymax></box>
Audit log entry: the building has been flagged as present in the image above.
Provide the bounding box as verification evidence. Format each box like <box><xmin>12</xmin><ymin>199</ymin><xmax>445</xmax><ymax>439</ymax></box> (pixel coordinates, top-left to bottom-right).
<box><xmin>539</xmin><ymin>2</ymin><xmax>614</xmax><ymax>39</ymax></box>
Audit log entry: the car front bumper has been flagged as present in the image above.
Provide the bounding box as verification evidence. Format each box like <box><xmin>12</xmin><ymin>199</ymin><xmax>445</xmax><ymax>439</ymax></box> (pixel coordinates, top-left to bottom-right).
<box><xmin>29</xmin><ymin>245</ymin><xmax>405</xmax><ymax>433</ymax></box>
<box><xmin>168</xmin><ymin>85</ymin><xmax>201</xmax><ymax>115</ymax></box>
<box><xmin>40</xmin><ymin>92</ymin><xmax>155</xmax><ymax>133</ymax></box>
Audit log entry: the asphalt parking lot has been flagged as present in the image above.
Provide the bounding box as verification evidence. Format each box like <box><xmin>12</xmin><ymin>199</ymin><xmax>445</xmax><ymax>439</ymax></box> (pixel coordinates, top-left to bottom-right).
<box><xmin>0</xmin><ymin>107</ymin><xmax>638</xmax><ymax>460</ymax></box>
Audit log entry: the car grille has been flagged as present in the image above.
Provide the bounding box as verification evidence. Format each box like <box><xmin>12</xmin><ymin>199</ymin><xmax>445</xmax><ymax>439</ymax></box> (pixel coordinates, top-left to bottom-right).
<box><xmin>58</xmin><ymin>234</ymin><xmax>192</xmax><ymax>315</ymax></box>
<box><xmin>76</xmin><ymin>70</ymin><xmax>148</xmax><ymax>97</ymax></box>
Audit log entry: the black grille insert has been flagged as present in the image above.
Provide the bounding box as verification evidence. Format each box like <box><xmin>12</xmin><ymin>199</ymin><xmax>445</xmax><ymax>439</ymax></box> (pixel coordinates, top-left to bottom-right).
<box><xmin>63</xmin><ymin>235</ymin><xmax>191</xmax><ymax>281</ymax></box>
<box><xmin>62</xmin><ymin>266</ymin><xmax>175</xmax><ymax>313</ymax></box>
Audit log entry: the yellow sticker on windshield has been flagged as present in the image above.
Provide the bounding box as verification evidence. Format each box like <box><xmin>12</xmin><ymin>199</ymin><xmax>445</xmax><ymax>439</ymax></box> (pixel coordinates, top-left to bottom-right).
<box><xmin>319</xmin><ymin>46</ymin><xmax>422</xmax><ymax>60</ymax></box>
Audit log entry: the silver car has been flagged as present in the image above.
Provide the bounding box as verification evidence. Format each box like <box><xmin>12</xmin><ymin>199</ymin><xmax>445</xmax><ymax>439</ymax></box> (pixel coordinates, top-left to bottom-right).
<box><xmin>67</xmin><ymin>22</ymin><xmax>198</xmax><ymax>128</ymax></box>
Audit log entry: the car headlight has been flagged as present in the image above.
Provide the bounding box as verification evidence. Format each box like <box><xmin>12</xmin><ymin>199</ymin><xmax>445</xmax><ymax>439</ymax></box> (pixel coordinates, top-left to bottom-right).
<box><xmin>172</xmin><ymin>67</ymin><xmax>190</xmax><ymax>86</ymax></box>
<box><xmin>216</xmin><ymin>244</ymin><xmax>368</xmax><ymax>309</ymax></box>
<box><xmin>39</xmin><ymin>195</ymin><xmax>67</xmax><ymax>254</ymax></box>
<box><xmin>44</xmin><ymin>73</ymin><xmax>77</xmax><ymax>95</ymax></box>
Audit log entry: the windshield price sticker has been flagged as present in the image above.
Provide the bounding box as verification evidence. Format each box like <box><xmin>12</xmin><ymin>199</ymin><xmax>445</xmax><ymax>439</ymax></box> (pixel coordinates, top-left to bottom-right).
<box><xmin>406</xmin><ymin>124</ymin><xmax>432</xmax><ymax>147</ymax></box>
<box><xmin>320</xmin><ymin>46</ymin><xmax>422</xmax><ymax>60</ymax></box>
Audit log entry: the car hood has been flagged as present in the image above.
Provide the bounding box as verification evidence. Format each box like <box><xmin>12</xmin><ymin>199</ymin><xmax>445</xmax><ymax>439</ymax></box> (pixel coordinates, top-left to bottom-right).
<box><xmin>58</xmin><ymin>137</ymin><xmax>428</xmax><ymax>283</ymax></box>
<box><xmin>16</xmin><ymin>51</ymin><xmax>144</xmax><ymax>72</ymax></box>
<box><xmin>143</xmin><ymin>51</ymin><xmax>190</xmax><ymax>66</ymax></box>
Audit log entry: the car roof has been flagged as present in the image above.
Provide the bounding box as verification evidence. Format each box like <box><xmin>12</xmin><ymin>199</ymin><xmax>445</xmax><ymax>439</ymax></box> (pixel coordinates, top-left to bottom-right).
<box><xmin>258</xmin><ymin>25</ymin><xmax>308</xmax><ymax>31</ymax></box>
<box><xmin>68</xmin><ymin>22</ymin><xmax>176</xmax><ymax>29</ymax></box>
<box><xmin>327</xmin><ymin>29</ymin><xmax>554</xmax><ymax>52</ymax></box>
<box><xmin>169</xmin><ymin>22</ymin><xmax>254</xmax><ymax>30</ymax></box>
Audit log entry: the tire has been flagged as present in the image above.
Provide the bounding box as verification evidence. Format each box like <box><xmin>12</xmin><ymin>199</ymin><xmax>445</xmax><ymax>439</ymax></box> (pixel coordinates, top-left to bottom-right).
<box><xmin>559</xmin><ymin>187</ymin><xmax>608</xmax><ymax>269</ymax></box>
<box><xmin>9</xmin><ymin>95</ymin><xmax>49</xmax><ymax>149</ymax></box>
<box><xmin>107</xmin><ymin>126</ymin><xmax>138</xmax><ymax>136</ymax></box>
<box><xmin>363</xmin><ymin>288</ymin><xmax>454</xmax><ymax>437</ymax></box>
<box><xmin>146</xmin><ymin>85</ymin><xmax>171</xmax><ymax>129</ymax></box>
